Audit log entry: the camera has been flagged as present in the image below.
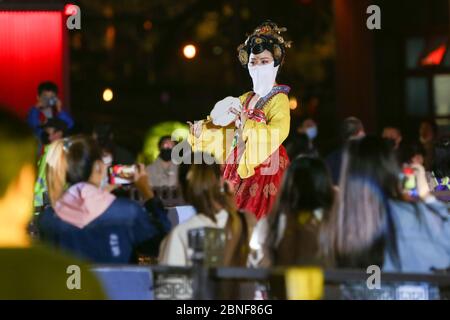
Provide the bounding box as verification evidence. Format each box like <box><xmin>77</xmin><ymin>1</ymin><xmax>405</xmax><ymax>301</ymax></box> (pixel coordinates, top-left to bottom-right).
<box><xmin>39</xmin><ymin>96</ymin><xmax>58</xmax><ymax>119</ymax></box>
<box><xmin>47</xmin><ymin>96</ymin><xmax>57</xmax><ymax>107</ymax></box>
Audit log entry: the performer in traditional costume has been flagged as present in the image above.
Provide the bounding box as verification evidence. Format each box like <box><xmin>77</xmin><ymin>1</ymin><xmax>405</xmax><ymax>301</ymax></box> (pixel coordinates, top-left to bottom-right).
<box><xmin>188</xmin><ymin>21</ymin><xmax>292</xmax><ymax>219</ymax></box>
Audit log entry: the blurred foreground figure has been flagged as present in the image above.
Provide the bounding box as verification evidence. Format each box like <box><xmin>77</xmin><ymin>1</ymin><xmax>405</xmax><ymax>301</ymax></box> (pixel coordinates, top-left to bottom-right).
<box><xmin>38</xmin><ymin>136</ymin><xmax>170</xmax><ymax>263</ymax></box>
<box><xmin>419</xmin><ymin>118</ymin><xmax>438</xmax><ymax>170</ymax></box>
<box><xmin>249</xmin><ymin>156</ymin><xmax>335</xmax><ymax>267</ymax></box>
<box><xmin>325</xmin><ymin>117</ymin><xmax>365</xmax><ymax>185</ymax></box>
<box><xmin>159</xmin><ymin>152</ymin><xmax>256</xmax><ymax>266</ymax></box>
<box><xmin>0</xmin><ymin>107</ymin><xmax>104</xmax><ymax>299</ymax></box>
<box><xmin>321</xmin><ymin>136</ymin><xmax>450</xmax><ymax>272</ymax></box>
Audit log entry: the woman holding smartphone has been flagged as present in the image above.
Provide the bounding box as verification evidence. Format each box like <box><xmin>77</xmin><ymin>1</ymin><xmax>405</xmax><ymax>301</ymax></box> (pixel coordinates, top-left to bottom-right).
<box><xmin>38</xmin><ymin>135</ymin><xmax>171</xmax><ymax>263</ymax></box>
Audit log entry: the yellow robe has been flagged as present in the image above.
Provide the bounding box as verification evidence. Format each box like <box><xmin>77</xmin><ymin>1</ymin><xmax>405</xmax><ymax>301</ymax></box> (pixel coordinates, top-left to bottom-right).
<box><xmin>188</xmin><ymin>92</ymin><xmax>290</xmax><ymax>179</ymax></box>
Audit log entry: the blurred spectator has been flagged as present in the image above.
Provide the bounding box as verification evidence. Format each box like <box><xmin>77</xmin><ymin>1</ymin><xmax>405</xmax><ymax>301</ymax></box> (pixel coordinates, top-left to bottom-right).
<box><xmin>419</xmin><ymin>118</ymin><xmax>438</xmax><ymax>170</ymax></box>
<box><xmin>38</xmin><ymin>135</ymin><xmax>171</xmax><ymax>263</ymax></box>
<box><xmin>382</xmin><ymin>126</ymin><xmax>402</xmax><ymax>151</ymax></box>
<box><xmin>0</xmin><ymin>108</ymin><xmax>103</xmax><ymax>299</ymax></box>
<box><xmin>325</xmin><ymin>117</ymin><xmax>365</xmax><ymax>184</ymax></box>
<box><xmin>147</xmin><ymin>135</ymin><xmax>182</xmax><ymax>206</ymax></box>
<box><xmin>285</xmin><ymin>133</ymin><xmax>316</xmax><ymax>160</ymax></box>
<box><xmin>33</xmin><ymin>118</ymin><xmax>69</xmax><ymax>215</ymax></box>
<box><xmin>41</xmin><ymin>118</ymin><xmax>68</xmax><ymax>145</ymax></box>
<box><xmin>27</xmin><ymin>81</ymin><xmax>74</xmax><ymax>141</ymax></box>
<box><xmin>400</xmin><ymin>141</ymin><xmax>426</xmax><ymax>167</ymax></box>
<box><xmin>321</xmin><ymin>136</ymin><xmax>450</xmax><ymax>273</ymax></box>
<box><xmin>284</xmin><ymin>116</ymin><xmax>318</xmax><ymax>159</ymax></box>
<box><xmin>92</xmin><ymin>124</ymin><xmax>135</xmax><ymax>165</ymax></box>
<box><xmin>249</xmin><ymin>156</ymin><xmax>335</xmax><ymax>267</ymax></box>
<box><xmin>430</xmin><ymin>137</ymin><xmax>450</xmax><ymax>193</ymax></box>
<box><xmin>159</xmin><ymin>152</ymin><xmax>256</xmax><ymax>266</ymax></box>
<box><xmin>297</xmin><ymin>116</ymin><xmax>318</xmax><ymax>149</ymax></box>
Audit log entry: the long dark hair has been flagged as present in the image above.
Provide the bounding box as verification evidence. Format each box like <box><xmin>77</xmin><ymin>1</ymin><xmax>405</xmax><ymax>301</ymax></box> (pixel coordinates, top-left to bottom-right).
<box><xmin>320</xmin><ymin>136</ymin><xmax>401</xmax><ymax>268</ymax></box>
<box><xmin>432</xmin><ymin>137</ymin><xmax>450</xmax><ymax>179</ymax></box>
<box><xmin>46</xmin><ymin>135</ymin><xmax>102</xmax><ymax>206</ymax></box>
<box><xmin>266</xmin><ymin>156</ymin><xmax>335</xmax><ymax>265</ymax></box>
<box><xmin>179</xmin><ymin>152</ymin><xmax>250</xmax><ymax>266</ymax></box>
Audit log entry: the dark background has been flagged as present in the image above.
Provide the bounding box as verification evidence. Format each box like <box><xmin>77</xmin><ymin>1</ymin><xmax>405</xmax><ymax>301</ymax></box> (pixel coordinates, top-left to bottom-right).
<box><xmin>2</xmin><ymin>0</ymin><xmax>449</xmax><ymax>157</ymax></box>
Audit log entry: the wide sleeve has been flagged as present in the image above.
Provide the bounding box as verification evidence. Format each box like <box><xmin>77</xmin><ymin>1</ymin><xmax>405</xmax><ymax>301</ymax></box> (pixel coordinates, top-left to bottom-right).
<box><xmin>238</xmin><ymin>93</ymin><xmax>290</xmax><ymax>179</ymax></box>
<box><xmin>187</xmin><ymin>118</ymin><xmax>235</xmax><ymax>163</ymax></box>
<box><xmin>187</xmin><ymin>93</ymin><xmax>251</xmax><ymax>163</ymax></box>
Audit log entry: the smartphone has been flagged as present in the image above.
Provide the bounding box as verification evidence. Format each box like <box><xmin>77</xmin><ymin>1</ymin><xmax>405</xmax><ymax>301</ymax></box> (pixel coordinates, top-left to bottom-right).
<box><xmin>109</xmin><ymin>164</ymin><xmax>136</xmax><ymax>185</ymax></box>
<box><xmin>402</xmin><ymin>166</ymin><xmax>418</xmax><ymax>198</ymax></box>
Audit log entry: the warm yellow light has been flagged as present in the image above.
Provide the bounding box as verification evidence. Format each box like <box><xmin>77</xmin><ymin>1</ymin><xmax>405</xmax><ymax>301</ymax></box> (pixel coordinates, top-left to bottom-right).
<box><xmin>183</xmin><ymin>44</ymin><xmax>197</xmax><ymax>59</ymax></box>
<box><xmin>103</xmin><ymin>88</ymin><xmax>113</xmax><ymax>102</ymax></box>
<box><xmin>143</xmin><ymin>20</ymin><xmax>153</xmax><ymax>31</ymax></box>
<box><xmin>289</xmin><ymin>97</ymin><xmax>298</xmax><ymax>110</ymax></box>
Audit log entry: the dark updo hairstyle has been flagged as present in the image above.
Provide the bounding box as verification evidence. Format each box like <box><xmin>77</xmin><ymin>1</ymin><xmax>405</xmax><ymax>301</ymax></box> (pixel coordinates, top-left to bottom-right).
<box><xmin>237</xmin><ymin>20</ymin><xmax>292</xmax><ymax>68</ymax></box>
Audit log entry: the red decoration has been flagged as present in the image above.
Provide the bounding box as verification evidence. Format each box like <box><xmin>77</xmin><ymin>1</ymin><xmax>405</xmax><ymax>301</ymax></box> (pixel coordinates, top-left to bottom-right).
<box><xmin>421</xmin><ymin>44</ymin><xmax>447</xmax><ymax>66</ymax></box>
<box><xmin>64</xmin><ymin>4</ymin><xmax>78</xmax><ymax>16</ymax></box>
<box><xmin>0</xmin><ymin>10</ymin><xmax>66</xmax><ymax>118</ymax></box>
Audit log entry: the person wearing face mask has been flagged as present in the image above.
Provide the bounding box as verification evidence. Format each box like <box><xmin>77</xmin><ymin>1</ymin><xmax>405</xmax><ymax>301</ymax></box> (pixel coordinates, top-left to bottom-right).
<box><xmin>37</xmin><ymin>135</ymin><xmax>171</xmax><ymax>263</ymax></box>
<box><xmin>298</xmin><ymin>116</ymin><xmax>319</xmax><ymax>155</ymax></box>
<box><xmin>146</xmin><ymin>136</ymin><xmax>181</xmax><ymax>206</ymax></box>
<box><xmin>284</xmin><ymin>115</ymin><xmax>319</xmax><ymax>159</ymax></box>
<box><xmin>382</xmin><ymin>126</ymin><xmax>403</xmax><ymax>151</ymax></box>
<box><xmin>188</xmin><ymin>21</ymin><xmax>292</xmax><ymax>220</ymax></box>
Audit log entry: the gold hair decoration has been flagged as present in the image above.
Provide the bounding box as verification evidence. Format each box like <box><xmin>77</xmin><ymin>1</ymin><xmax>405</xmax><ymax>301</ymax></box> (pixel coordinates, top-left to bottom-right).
<box><xmin>238</xmin><ymin>48</ymin><xmax>249</xmax><ymax>65</ymax></box>
<box><xmin>236</xmin><ymin>21</ymin><xmax>292</xmax><ymax>66</ymax></box>
<box><xmin>273</xmin><ymin>44</ymin><xmax>282</xmax><ymax>60</ymax></box>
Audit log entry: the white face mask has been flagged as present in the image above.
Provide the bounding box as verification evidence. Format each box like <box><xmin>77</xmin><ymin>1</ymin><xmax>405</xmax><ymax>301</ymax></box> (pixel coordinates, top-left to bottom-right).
<box><xmin>102</xmin><ymin>155</ymin><xmax>113</xmax><ymax>167</ymax></box>
<box><xmin>248</xmin><ymin>59</ymin><xmax>279</xmax><ymax>98</ymax></box>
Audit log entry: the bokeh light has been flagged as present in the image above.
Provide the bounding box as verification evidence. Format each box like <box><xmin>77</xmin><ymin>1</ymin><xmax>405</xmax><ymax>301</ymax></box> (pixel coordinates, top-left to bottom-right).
<box><xmin>289</xmin><ymin>97</ymin><xmax>298</xmax><ymax>110</ymax></box>
<box><xmin>143</xmin><ymin>20</ymin><xmax>153</xmax><ymax>31</ymax></box>
<box><xmin>103</xmin><ymin>88</ymin><xmax>113</xmax><ymax>102</ymax></box>
<box><xmin>183</xmin><ymin>44</ymin><xmax>197</xmax><ymax>59</ymax></box>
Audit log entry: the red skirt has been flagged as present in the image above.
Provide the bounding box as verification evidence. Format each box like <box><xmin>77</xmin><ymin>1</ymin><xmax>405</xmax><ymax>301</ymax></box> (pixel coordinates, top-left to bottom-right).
<box><xmin>223</xmin><ymin>145</ymin><xmax>290</xmax><ymax>220</ymax></box>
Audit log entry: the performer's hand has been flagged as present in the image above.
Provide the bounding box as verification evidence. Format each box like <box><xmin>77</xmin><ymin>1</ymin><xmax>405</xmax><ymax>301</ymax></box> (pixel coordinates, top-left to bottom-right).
<box><xmin>187</xmin><ymin>120</ymin><xmax>202</xmax><ymax>138</ymax></box>
<box><xmin>230</xmin><ymin>108</ymin><xmax>247</xmax><ymax>129</ymax></box>
<box><xmin>240</xmin><ymin>110</ymin><xmax>248</xmax><ymax>128</ymax></box>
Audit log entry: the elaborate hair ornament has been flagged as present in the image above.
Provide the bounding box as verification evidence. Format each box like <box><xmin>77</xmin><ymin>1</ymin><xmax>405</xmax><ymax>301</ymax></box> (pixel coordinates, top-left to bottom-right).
<box><xmin>237</xmin><ymin>21</ymin><xmax>292</xmax><ymax>67</ymax></box>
